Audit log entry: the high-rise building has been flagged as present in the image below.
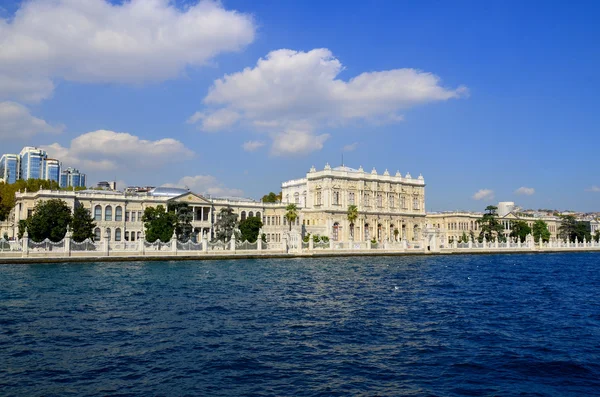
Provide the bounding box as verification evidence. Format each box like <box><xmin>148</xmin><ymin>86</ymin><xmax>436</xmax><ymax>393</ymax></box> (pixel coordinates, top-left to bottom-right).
<box><xmin>19</xmin><ymin>147</ymin><xmax>48</xmax><ymax>181</ymax></box>
<box><xmin>0</xmin><ymin>154</ymin><xmax>20</xmax><ymax>184</ymax></box>
<box><xmin>44</xmin><ymin>158</ymin><xmax>61</xmax><ymax>184</ymax></box>
<box><xmin>60</xmin><ymin>167</ymin><xmax>86</xmax><ymax>188</ymax></box>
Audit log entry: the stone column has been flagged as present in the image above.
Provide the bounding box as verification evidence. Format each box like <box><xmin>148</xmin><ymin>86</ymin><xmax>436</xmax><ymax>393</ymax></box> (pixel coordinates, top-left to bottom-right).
<box><xmin>483</xmin><ymin>237</ymin><xmax>487</xmax><ymax>249</ymax></box>
<box><xmin>202</xmin><ymin>231</ymin><xmax>208</xmax><ymax>253</ymax></box>
<box><xmin>230</xmin><ymin>231</ymin><xmax>236</xmax><ymax>252</ymax></box>
<box><xmin>171</xmin><ymin>230</ymin><xmax>178</xmax><ymax>253</ymax></box>
<box><xmin>22</xmin><ymin>228</ymin><xmax>29</xmax><ymax>258</ymax></box>
<box><xmin>139</xmin><ymin>230</ymin><xmax>145</xmax><ymax>255</ymax></box>
<box><xmin>494</xmin><ymin>239</ymin><xmax>499</xmax><ymax>249</ymax></box>
<box><xmin>308</xmin><ymin>235</ymin><xmax>314</xmax><ymax>251</ymax></box>
<box><xmin>104</xmin><ymin>229</ymin><xmax>110</xmax><ymax>256</ymax></box>
<box><xmin>282</xmin><ymin>234</ymin><xmax>288</xmax><ymax>253</ymax></box>
<box><xmin>65</xmin><ymin>227</ymin><xmax>72</xmax><ymax>257</ymax></box>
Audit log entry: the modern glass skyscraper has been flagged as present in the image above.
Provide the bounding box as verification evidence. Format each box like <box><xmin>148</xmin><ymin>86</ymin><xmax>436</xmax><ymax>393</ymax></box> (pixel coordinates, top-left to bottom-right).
<box><xmin>44</xmin><ymin>159</ymin><xmax>61</xmax><ymax>184</ymax></box>
<box><xmin>0</xmin><ymin>154</ymin><xmax>19</xmax><ymax>184</ymax></box>
<box><xmin>19</xmin><ymin>147</ymin><xmax>48</xmax><ymax>180</ymax></box>
<box><xmin>59</xmin><ymin>167</ymin><xmax>87</xmax><ymax>188</ymax></box>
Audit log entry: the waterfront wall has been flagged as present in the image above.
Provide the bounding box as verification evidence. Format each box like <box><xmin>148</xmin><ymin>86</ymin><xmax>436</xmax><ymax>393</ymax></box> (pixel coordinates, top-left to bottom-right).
<box><xmin>1</xmin><ymin>232</ymin><xmax>600</xmax><ymax>262</ymax></box>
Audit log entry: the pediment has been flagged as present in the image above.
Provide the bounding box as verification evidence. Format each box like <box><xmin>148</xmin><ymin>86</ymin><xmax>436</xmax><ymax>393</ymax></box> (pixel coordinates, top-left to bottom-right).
<box><xmin>169</xmin><ymin>192</ymin><xmax>211</xmax><ymax>205</ymax></box>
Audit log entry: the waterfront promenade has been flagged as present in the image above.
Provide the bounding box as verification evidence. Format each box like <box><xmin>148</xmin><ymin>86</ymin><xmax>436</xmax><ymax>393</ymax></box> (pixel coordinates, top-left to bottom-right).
<box><xmin>1</xmin><ymin>232</ymin><xmax>600</xmax><ymax>263</ymax></box>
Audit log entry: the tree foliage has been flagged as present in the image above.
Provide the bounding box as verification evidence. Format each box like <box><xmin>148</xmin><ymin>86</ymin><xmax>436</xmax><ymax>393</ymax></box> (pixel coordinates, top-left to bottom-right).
<box><xmin>476</xmin><ymin>205</ymin><xmax>504</xmax><ymax>242</ymax></box>
<box><xmin>0</xmin><ymin>179</ymin><xmax>61</xmax><ymax>221</ymax></box>
<box><xmin>347</xmin><ymin>204</ymin><xmax>358</xmax><ymax>239</ymax></box>
<box><xmin>214</xmin><ymin>207</ymin><xmax>238</xmax><ymax>242</ymax></box>
<box><xmin>459</xmin><ymin>232</ymin><xmax>469</xmax><ymax>243</ymax></box>
<box><xmin>509</xmin><ymin>220</ymin><xmax>531</xmax><ymax>243</ymax></box>
<box><xmin>23</xmin><ymin>199</ymin><xmax>73</xmax><ymax>242</ymax></box>
<box><xmin>261</xmin><ymin>192</ymin><xmax>281</xmax><ymax>203</ymax></box>
<box><xmin>142</xmin><ymin>205</ymin><xmax>178</xmax><ymax>243</ymax></box>
<box><xmin>532</xmin><ymin>220</ymin><xmax>551</xmax><ymax>243</ymax></box>
<box><xmin>285</xmin><ymin>204</ymin><xmax>298</xmax><ymax>231</ymax></box>
<box><xmin>558</xmin><ymin>215</ymin><xmax>591</xmax><ymax>242</ymax></box>
<box><xmin>168</xmin><ymin>202</ymin><xmax>193</xmax><ymax>241</ymax></box>
<box><xmin>71</xmin><ymin>205</ymin><xmax>96</xmax><ymax>242</ymax></box>
<box><xmin>239</xmin><ymin>216</ymin><xmax>263</xmax><ymax>243</ymax></box>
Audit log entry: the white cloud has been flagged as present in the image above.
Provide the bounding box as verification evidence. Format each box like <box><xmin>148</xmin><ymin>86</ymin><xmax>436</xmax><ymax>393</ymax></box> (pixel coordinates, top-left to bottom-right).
<box><xmin>271</xmin><ymin>130</ymin><xmax>330</xmax><ymax>156</ymax></box>
<box><xmin>163</xmin><ymin>175</ymin><xmax>243</xmax><ymax>197</ymax></box>
<box><xmin>0</xmin><ymin>101</ymin><xmax>64</xmax><ymax>139</ymax></box>
<box><xmin>189</xmin><ymin>48</ymin><xmax>467</xmax><ymax>155</ymax></box>
<box><xmin>0</xmin><ymin>0</ymin><xmax>255</xmax><ymax>102</ymax></box>
<box><xmin>515</xmin><ymin>186</ymin><xmax>535</xmax><ymax>196</ymax></box>
<box><xmin>472</xmin><ymin>189</ymin><xmax>494</xmax><ymax>201</ymax></box>
<box><xmin>42</xmin><ymin>130</ymin><xmax>194</xmax><ymax>171</ymax></box>
<box><xmin>586</xmin><ymin>186</ymin><xmax>600</xmax><ymax>192</ymax></box>
<box><xmin>242</xmin><ymin>140</ymin><xmax>266</xmax><ymax>152</ymax></box>
<box><xmin>342</xmin><ymin>142</ymin><xmax>359</xmax><ymax>152</ymax></box>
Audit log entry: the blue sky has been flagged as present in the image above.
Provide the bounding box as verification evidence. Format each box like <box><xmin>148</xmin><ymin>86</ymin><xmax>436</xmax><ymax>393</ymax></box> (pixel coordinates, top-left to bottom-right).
<box><xmin>1</xmin><ymin>0</ymin><xmax>599</xmax><ymax>211</ymax></box>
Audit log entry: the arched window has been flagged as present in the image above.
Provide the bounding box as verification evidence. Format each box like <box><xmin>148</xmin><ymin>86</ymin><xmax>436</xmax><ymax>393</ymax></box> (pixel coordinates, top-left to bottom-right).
<box><xmin>248</xmin><ymin>211</ymin><xmax>254</xmax><ymax>218</ymax></box>
<box><xmin>105</xmin><ymin>228</ymin><xmax>111</xmax><ymax>241</ymax></box>
<box><xmin>241</xmin><ymin>211</ymin><xmax>247</xmax><ymax>221</ymax></box>
<box><xmin>105</xmin><ymin>206</ymin><xmax>112</xmax><ymax>221</ymax></box>
<box><xmin>94</xmin><ymin>228</ymin><xmax>101</xmax><ymax>241</ymax></box>
<box><xmin>137</xmin><ymin>232</ymin><xmax>141</xmax><ymax>240</ymax></box>
<box><xmin>364</xmin><ymin>223</ymin><xmax>370</xmax><ymax>241</ymax></box>
<box><xmin>294</xmin><ymin>192</ymin><xmax>300</xmax><ymax>204</ymax></box>
<box><xmin>94</xmin><ymin>205</ymin><xmax>102</xmax><ymax>221</ymax></box>
<box><xmin>115</xmin><ymin>206</ymin><xmax>123</xmax><ymax>221</ymax></box>
<box><xmin>377</xmin><ymin>224</ymin><xmax>382</xmax><ymax>241</ymax></box>
<box><xmin>115</xmin><ymin>228</ymin><xmax>122</xmax><ymax>241</ymax></box>
<box><xmin>332</xmin><ymin>222</ymin><xmax>339</xmax><ymax>241</ymax></box>
<box><xmin>390</xmin><ymin>224</ymin><xmax>395</xmax><ymax>241</ymax></box>
<box><xmin>303</xmin><ymin>191</ymin><xmax>307</xmax><ymax>207</ymax></box>
<box><xmin>256</xmin><ymin>212</ymin><xmax>261</xmax><ymax>219</ymax></box>
<box><xmin>131</xmin><ymin>232</ymin><xmax>136</xmax><ymax>242</ymax></box>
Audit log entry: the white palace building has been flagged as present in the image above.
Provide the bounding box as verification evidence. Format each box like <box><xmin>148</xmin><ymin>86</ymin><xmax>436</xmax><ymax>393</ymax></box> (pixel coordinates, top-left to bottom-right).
<box><xmin>4</xmin><ymin>163</ymin><xmax>428</xmax><ymax>244</ymax></box>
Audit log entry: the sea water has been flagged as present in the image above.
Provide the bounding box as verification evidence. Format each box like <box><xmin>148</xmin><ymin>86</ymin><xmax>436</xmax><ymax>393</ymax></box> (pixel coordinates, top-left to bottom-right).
<box><xmin>1</xmin><ymin>253</ymin><xmax>599</xmax><ymax>396</ymax></box>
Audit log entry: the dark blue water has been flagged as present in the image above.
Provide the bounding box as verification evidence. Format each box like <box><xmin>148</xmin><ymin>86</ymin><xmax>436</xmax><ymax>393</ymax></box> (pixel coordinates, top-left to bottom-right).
<box><xmin>1</xmin><ymin>253</ymin><xmax>599</xmax><ymax>396</ymax></box>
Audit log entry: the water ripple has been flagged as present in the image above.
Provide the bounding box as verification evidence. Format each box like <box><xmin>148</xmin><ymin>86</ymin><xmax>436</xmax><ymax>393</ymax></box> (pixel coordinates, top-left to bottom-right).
<box><xmin>1</xmin><ymin>253</ymin><xmax>599</xmax><ymax>396</ymax></box>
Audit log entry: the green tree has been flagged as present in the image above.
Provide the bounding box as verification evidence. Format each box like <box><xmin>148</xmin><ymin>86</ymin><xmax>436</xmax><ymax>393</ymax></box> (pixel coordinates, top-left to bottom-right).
<box><xmin>0</xmin><ymin>179</ymin><xmax>61</xmax><ymax>221</ymax></box>
<box><xmin>26</xmin><ymin>199</ymin><xmax>73</xmax><ymax>242</ymax></box>
<box><xmin>168</xmin><ymin>202</ymin><xmax>193</xmax><ymax>241</ymax></box>
<box><xmin>347</xmin><ymin>204</ymin><xmax>358</xmax><ymax>239</ymax></box>
<box><xmin>459</xmin><ymin>232</ymin><xmax>469</xmax><ymax>243</ymax></box>
<box><xmin>558</xmin><ymin>215</ymin><xmax>591</xmax><ymax>242</ymax></box>
<box><xmin>261</xmin><ymin>192</ymin><xmax>279</xmax><ymax>203</ymax></box>
<box><xmin>142</xmin><ymin>205</ymin><xmax>178</xmax><ymax>243</ymax></box>
<box><xmin>509</xmin><ymin>220</ymin><xmax>532</xmax><ymax>243</ymax></box>
<box><xmin>532</xmin><ymin>220</ymin><xmax>551</xmax><ymax>243</ymax></box>
<box><xmin>214</xmin><ymin>207</ymin><xmax>238</xmax><ymax>242</ymax></box>
<box><xmin>594</xmin><ymin>229</ymin><xmax>600</xmax><ymax>243</ymax></box>
<box><xmin>71</xmin><ymin>205</ymin><xmax>96</xmax><ymax>242</ymax></box>
<box><xmin>477</xmin><ymin>205</ymin><xmax>504</xmax><ymax>242</ymax></box>
<box><xmin>239</xmin><ymin>216</ymin><xmax>263</xmax><ymax>243</ymax></box>
<box><xmin>285</xmin><ymin>204</ymin><xmax>298</xmax><ymax>231</ymax></box>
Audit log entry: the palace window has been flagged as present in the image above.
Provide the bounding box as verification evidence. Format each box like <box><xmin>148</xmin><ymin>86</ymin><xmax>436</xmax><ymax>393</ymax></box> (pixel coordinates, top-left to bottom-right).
<box><xmin>241</xmin><ymin>211</ymin><xmax>247</xmax><ymax>221</ymax></box>
<box><xmin>115</xmin><ymin>206</ymin><xmax>122</xmax><ymax>222</ymax></box>
<box><xmin>316</xmin><ymin>191</ymin><xmax>322</xmax><ymax>205</ymax></box>
<box><xmin>333</xmin><ymin>191</ymin><xmax>340</xmax><ymax>205</ymax></box>
<box><xmin>105</xmin><ymin>206</ymin><xmax>112</xmax><ymax>221</ymax></box>
<box><xmin>294</xmin><ymin>192</ymin><xmax>300</xmax><ymax>204</ymax></box>
<box><xmin>94</xmin><ymin>205</ymin><xmax>102</xmax><ymax>221</ymax></box>
<box><xmin>389</xmin><ymin>194</ymin><xmax>394</xmax><ymax>208</ymax></box>
<box><xmin>115</xmin><ymin>228</ymin><xmax>122</xmax><ymax>242</ymax></box>
<box><xmin>125</xmin><ymin>211</ymin><xmax>130</xmax><ymax>222</ymax></box>
<box><xmin>364</xmin><ymin>193</ymin><xmax>370</xmax><ymax>206</ymax></box>
<box><xmin>401</xmin><ymin>196</ymin><xmax>407</xmax><ymax>209</ymax></box>
<box><xmin>332</xmin><ymin>223</ymin><xmax>340</xmax><ymax>241</ymax></box>
<box><xmin>413</xmin><ymin>197</ymin><xmax>419</xmax><ymax>210</ymax></box>
<box><xmin>348</xmin><ymin>192</ymin><xmax>355</xmax><ymax>205</ymax></box>
<box><xmin>377</xmin><ymin>194</ymin><xmax>383</xmax><ymax>208</ymax></box>
<box><xmin>94</xmin><ymin>228</ymin><xmax>101</xmax><ymax>241</ymax></box>
<box><xmin>364</xmin><ymin>223</ymin><xmax>370</xmax><ymax>240</ymax></box>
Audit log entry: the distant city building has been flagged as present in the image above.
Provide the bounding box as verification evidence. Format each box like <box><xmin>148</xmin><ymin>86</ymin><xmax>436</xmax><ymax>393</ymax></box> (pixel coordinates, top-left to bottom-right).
<box><xmin>0</xmin><ymin>154</ymin><xmax>20</xmax><ymax>184</ymax></box>
<box><xmin>125</xmin><ymin>186</ymin><xmax>155</xmax><ymax>193</ymax></box>
<box><xmin>497</xmin><ymin>201</ymin><xmax>515</xmax><ymax>217</ymax></box>
<box><xmin>96</xmin><ymin>181</ymin><xmax>117</xmax><ymax>191</ymax></box>
<box><xmin>44</xmin><ymin>158</ymin><xmax>61</xmax><ymax>184</ymax></box>
<box><xmin>60</xmin><ymin>167</ymin><xmax>86</xmax><ymax>188</ymax></box>
<box><xmin>19</xmin><ymin>147</ymin><xmax>48</xmax><ymax>181</ymax></box>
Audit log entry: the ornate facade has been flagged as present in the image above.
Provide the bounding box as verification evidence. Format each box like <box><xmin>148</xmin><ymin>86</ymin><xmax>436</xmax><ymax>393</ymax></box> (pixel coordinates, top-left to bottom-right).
<box><xmin>281</xmin><ymin>163</ymin><xmax>427</xmax><ymax>242</ymax></box>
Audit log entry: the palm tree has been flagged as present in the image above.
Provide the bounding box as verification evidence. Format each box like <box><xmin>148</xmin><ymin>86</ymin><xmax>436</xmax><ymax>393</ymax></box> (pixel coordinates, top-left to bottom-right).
<box><xmin>285</xmin><ymin>204</ymin><xmax>298</xmax><ymax>231</ymax></box>
<box><xmin>347</xmin><ymin>205</ymin><xmax>358</xmax><ymax>240</ymax></box>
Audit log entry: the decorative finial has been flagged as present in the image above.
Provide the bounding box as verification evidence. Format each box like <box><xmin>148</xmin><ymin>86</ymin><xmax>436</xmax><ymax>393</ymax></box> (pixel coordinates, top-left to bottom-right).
<box><xmin>371</xmin><ymin>168</ymin><xmax>377</xmax><ymax>175</ymax></box>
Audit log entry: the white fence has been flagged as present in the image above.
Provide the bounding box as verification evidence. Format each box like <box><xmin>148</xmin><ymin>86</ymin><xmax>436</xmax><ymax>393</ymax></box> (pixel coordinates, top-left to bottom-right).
<box><xmin>2</xmin><ymin>234</ymin><xmax>600</xmax><ymax>259</ymax></box>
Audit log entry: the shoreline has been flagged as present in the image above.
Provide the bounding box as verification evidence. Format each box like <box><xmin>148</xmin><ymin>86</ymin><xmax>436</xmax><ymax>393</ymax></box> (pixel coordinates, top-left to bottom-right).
<box><xmin>1</xmin><ymin>248</ymin><xmax>599</xmax><ymax>264</ymax></box>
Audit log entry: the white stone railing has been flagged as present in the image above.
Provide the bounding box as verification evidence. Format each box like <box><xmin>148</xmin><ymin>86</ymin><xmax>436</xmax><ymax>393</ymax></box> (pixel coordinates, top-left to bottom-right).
<box><xmin>3</xmin><ymin>234</ymin><xmax>600</xmax><ymax>259</ymax></box>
